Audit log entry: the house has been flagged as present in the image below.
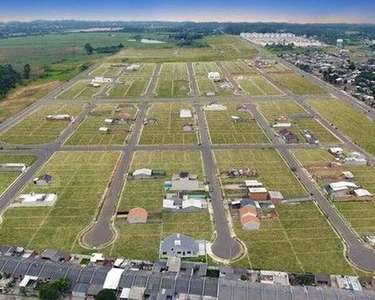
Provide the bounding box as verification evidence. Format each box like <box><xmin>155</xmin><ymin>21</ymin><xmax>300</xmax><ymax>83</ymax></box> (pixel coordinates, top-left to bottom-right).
<box><xmin>208</xmin><ymin>72</ymin><xmax>220</xmax><ymax>81</ymax></box>
<box><xmin>342</xmin><ymin>171</ymin><xmax>355</xmax><ymax>181</ymax></box>
<box><xmin>103</xmin><ymin>268</ymin><xmax>124</xmax><ymax>290</ymax></box>
<box><xmin>164</xmin><ymin>172</ymin><xmax>206</xmax><ymax>192</ymax></box>
<box><xmin>273</xmin><ymin>116</ymin><xmax>292</xmax><ymax>128</ymax></box>
<box><xmin>131</xmin><ymin>169</ymin><xmax>166</xmax><ymax>180</ymax></box>
<box><xmin>203</xmin><ymin>103</ymin><xmax>227</xmax><ymax>111</ymax></box>
<box><xmin>180</xmin><ymin>109</ymin><xmax>192</xmax><ymax>118</ymax></box>
<box><xmin>46</xmin><ymin>114</ymin><xmax>73</xmax><ymax>121</ymax></box>
<box><xmin>240</xmin><ymin>198</ymin><xmax>258</xmax><ymax>208</ymax></box>
<box><xmin>72</xmin><ymin>283</ymin><xmax>90</xmax><ymax>298</ymax></box>
<box><xmin>279</xmin><ymin>129</ymin><xmax>298</xmax><ymax>144</ymax></box>
<box><xmin>315</xmin><ymin>274</ymin><xmax>331</xmax><ymax>287</ymax></box>
<box><xmin>91</xmin><ymin>76</ymin><xmax>113</xmax><ymax>84</ymax></box>
<box><xmin>240</xmin><ymin>215</ymin><xmax>260</xmax><ymax>230</ymax></box>
<box><xmin>329</xmin><ymin>147</ymin><xmax>343</xmax><ymax>155</ymax></box>
<box><xmin>272</xmin><ymin>122</ymin><xmax>292</xmax><ymax>128</ymax></box>
<box><xmin>90</xmin><ymin>253</ymin><xmax>104</xmax><ymax>263</ymax></box>
<box><xmin>353</xmin><ymin>189</ymin><xmax>372</xmax><ymax>198</ymax></box>
<box><xmin>248</xmin><ymin>187</ymin><xmax>268</xmax><ymax>201</ymax></box>
<box><xmin>163</xmin><ymin>193</ymin><xmax>207</xmax><ymax>212</ymax></box>
<box><xmin>13</xmin><ymin>193</ymin><xmax>57</xmax><ymax>207</ymax></box>
<box><xmin>127</xmin><ymin>207</ymin><xmax>148</xmax><ymax>223</ymax></box>
<box><xmin>33</xmin><ymin>174</ymin><xmax>52</xmax><ymax>186</ymax></box>
<box><xmin>99</xmin><ymin>127</ymin><xmax>110</xmax><ymax>134</ymax></box>
<box><xmin>268</xmin><ymin>191</ymin><xmax>284</xmax><ymax>204</ymax></box>
<box><xmin>126</xmin><ymin>64</ymin><xmax>141</xmax><ymax>71</ymax></box>
<box><xmin>40</xmin><ymin>249</ymin><xmax>69</xmax><ymax>262</ymax></box>
<box><xmin>0</xmin><ymin>163</ymin><xmax>27</xmax><ymax>172</ymax></box>
<box><xmin>301</xmin><ymin>130</ymin><xmax>319</xmax><ymax>145</ymax></box>
<box><xmin>244</xmin><ymin>180</ymin><xmax>263</xmax><ymax>188</ymax></box>
<box><xmin>327</xmin><ymin>181</ymin><xmax>358</xmax><ymax>193</ymax></box>
<box><xmin>160</xmin><ymin>234</ymin><xmax>204</xmax><ymax>258</ymax></box>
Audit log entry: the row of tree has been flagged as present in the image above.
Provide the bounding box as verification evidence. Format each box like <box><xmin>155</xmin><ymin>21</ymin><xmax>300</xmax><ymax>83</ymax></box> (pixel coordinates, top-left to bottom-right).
<box><xmin>84</xmin><ymin>43</ymin><xmax>124</xmax><ymax>55</ymax></box>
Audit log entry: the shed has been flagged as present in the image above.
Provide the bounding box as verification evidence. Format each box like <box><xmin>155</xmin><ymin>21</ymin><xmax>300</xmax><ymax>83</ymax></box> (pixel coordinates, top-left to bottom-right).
<box><xmin>127</xmin><ymin>207</ymin><xmax>148</xmax><ymax>223</ymax></box>
<box><xmin>248</xmin><ymin>187</ymin><xmax>268</xmax><ymax>201</ymax></box>
<box><xmin>207</xmin><ymin>72</ymin><xmax>220</xmax><ymax>81</ymax></box>
<box><xmin>99</xmin><ymin>127</ymin><xmax>110</xmax><ymax>134</ymax></box>
<box><xmin>353</xmin><ymin>189</ymin><xmax>372</xmax><ymax>198</ymax></box>
<box><xmin>244</xmin><ymin>180</ymin><xmax>263</xmax><ymax>188</ymax></box>
<box><xmin>33</xmin><ymin>174</ymin><xmax>52</xmax><ymax>186</ymax></box>
<box><xmin>268</xmin><ymin>191</ymin><xmax>284</xmax><ymax>203</ymax></box>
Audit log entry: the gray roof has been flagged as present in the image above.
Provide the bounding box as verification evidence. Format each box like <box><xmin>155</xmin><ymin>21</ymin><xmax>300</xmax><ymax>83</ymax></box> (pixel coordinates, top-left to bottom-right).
<box><xmin>160</xmin><ymin>234</ymin><xmax>199</xmax><ymax>254</ymax></box>
<box><xmin>72</xmin><ymin>282</ymin><xmax>89</xmax><ymax>293</ymax></box>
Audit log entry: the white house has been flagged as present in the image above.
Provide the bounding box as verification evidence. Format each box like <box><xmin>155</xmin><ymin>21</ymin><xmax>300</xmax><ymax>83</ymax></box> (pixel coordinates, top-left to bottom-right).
<box><xmin>329</xmin><ymin>147</ymin><xmax>343</xmax><ymax>155</ymax></box>
<box><xmin>353</xmin><ymin>189</ymin><xmax>372</xmax><ymax>198</ymax></box>
<box><xmin>180</xmin><ymin>109</ymin><xmax>192</xmax><ymax>118</ymax></box>
<box><xmin>208</xmin><ymin>72</ymin><xmax>220</xmax><ymax>81</ymax></box>
<box><xmin>91</xmin><ymin>76</ymin><xmax>113</xmax><ymax>84</ymax></box>
<box><xmin>126</xmin><ymin>64</ymin><xmax>141</xmax><ymax>71</ymax></box>
<box><xmin>13</xmin><ymin>193</ymin><xmax>57</xmax><ymax>207</ymax></box>
<box><xmin>328</xmin><ymin>181</ymin><xmax>358</xmax><ymax>192</ymax></box>
<box><xmin>0</xmin><ymin>163</ymin><xmax>27</xmax><ymax>172</ymax></box>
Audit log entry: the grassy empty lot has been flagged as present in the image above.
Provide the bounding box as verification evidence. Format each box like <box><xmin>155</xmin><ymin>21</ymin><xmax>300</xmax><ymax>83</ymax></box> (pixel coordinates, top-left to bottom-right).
<box><xmin>234</xmin><ymin>202</ymin><xmax>356</xmax><ymax>275</ymax></box>
<box><xmin>235</xmin><ymin>75</ymin><xmax>283</xmax><ymax>95</ymax></box>
<box><xmin>221</xmin><ymin>60</ymin><xmax>258</xmax><ymax>75</ymax></box>
<box><xmin>215</xmin><ymin>149</ymin><xmax>306</xmax><ymax>199</ymax></box>
<box><xmin>118</xmin><ymin>150</ymin><xmax>204</xmax><ymax>212</ymax></box>
<box><xmin>56</xmin><ymin>80</ymin><xmax>106</xmax><ymax>100</ymax></box>
<box><xmin>90</xmin><ymin>63</ymin><xmax>123</xmax><ymax>77</ymax></box>
<box><xmin>261</xmin><ymin>61</ymin><xmax>291</xmax><ymax>74</ymax></box>
<box><xmin>309</xmin><ymin>99</ymin><xmax>375</xmax><ymax>156</ymax></box>
<box><xmin>140</xmin><ymin>103</ymin><xmax>198</xmax><ymax>145</ymax></box>
<box><xmin>155</xmin><ymin>63</ymin><xmax>191</xmax><ymax>98</ymax></box>
<box><xmin>270</xmin><ymin>74</ymin><xmax>326</xmax><ymax>95</ymax></box>
<box><xmin>205</xmin><ymin>103</ymin><xmax>268</xmax><ymax>144</ymax></box>
<box><xmin>107</xmin><ymin>63</ymin><xmax>156</xmax><ymax>98</ymax></box>
<box><xmin>0</xmin><ymin>151</ymin><xmax>120</xmax><ymax>252</ymax></box>
<box><xmin>65</xmin><ymin>104</ymin><xmax>138</xmax><ymax>146</ymax></box>
<box><xmin>0</xmin><ymin>104</ymin><xmax>82</xmax><ymax>145</ymax></box>
<box><xmin>257</xmin><ymin>100</ymin><xmax>339</xmax><ymax>143</ymax></box>
<box><xmin>193</xmin><ymin>62</ymin><xmax>235</xmax><ymax>96</ymax></box>
<box><xmin>0</xmin><ymin>155</ymin><xmax>37</xmax><ymax>196</ymax></box>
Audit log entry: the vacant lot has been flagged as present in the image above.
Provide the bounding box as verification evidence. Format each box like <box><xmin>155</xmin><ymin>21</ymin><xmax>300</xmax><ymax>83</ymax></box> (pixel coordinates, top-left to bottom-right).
<box><xmin>205</xmin><ymin>103</ymin><xmax>268</xmax><ymax>144</ymax></box>
<box><xmin>257</xmin><ymin>100</ymin><xmax>339</xmax><ymax>143</ymax></box>
<box><xmin>0</xmin><ymin>155</ymin><xmax>37</xmax><ymax>196</ymax></box>
<box><xmin>309</xmin><ymin>99</ymin><xmax>375</xmax><ymax>156</ymax></box>
<box><xmin>90</xmin><ymin>63</ymin><xmax>123</xmax><ymax>77</ymax></box>
<box><xmin>270</xmin><ymin>74</ymin><xmax>326</xmax><ymax>95</ymax></box>
<box><xmin>193</xmin><ymin>62</ymin><xmax>235</xmax><ymax>96</ymax></box>
<box><xmin>56</xmin><ymin>80</ymin><xmax>105</xmax><ymax>100</ymax></box>
<box><xmin>235</xmin><ymin>75</ymin><xmax>283</xmax><ymax>96</ymax></box>
<box><xmin>140</xmin><ymin>103</ymin><xmax>198</xmax><ymax>145</ymax></box>
<box><xmin>234</xmin><ymin>202</ymin><xmax>356</xmax><ymax>275</ymax></box>
<box><xmin>0</xmin><ymin>151</ymin><xmax>120</xmax><ymax>252</ymax></box>
<box><xmin>215</xmin><ymin>149</ymin><xmax>306</xmax><ymax>199</ymax></box>
<box><xmin>155</xmin><ymin>63</ymin><xmax>191</xmax><ymax>98</ymax></box>
<box><xmin>221</xmin><ymin>60</ymin><xmax>258</xmax><ymax>75</ymax></box>
<box><xmin>65</xmin><ymin>104</ymin><xmax>138</xmax><ymax>146</ymax></box>
<box><xmin>0</xmin><ymin>104</ymin><xmax>82</xmax><ymax>145</ymax></box>
<box><xmin>107</xmin><ymin>63</ymin><xmax>156</xmax><ymax>98</ymax></box>
<box><xmin>118</xmin><ymin>150</ymin><xmax>204</xmax><ymax>212</ymax></box>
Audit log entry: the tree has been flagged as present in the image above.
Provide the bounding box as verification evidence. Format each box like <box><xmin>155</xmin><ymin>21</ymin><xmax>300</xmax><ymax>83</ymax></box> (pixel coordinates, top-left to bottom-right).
<box><xmin>23</xmin><ymin>64</ymin><xmax>31</xmax><ymax>79</ymax></box>
<box><xmin>84</xmin><ymin>43</ymin><xmax>94</xmax><ymax>55</ymax></box>
<box><xmin>39</xmin><ymin>278</ymin><xmax>71</xmax><ymax>300</ymax></box>
<box><xmin>95</xmin><ymin>289</ymin><xmax>116</xmax><ymax>300</ymax></box>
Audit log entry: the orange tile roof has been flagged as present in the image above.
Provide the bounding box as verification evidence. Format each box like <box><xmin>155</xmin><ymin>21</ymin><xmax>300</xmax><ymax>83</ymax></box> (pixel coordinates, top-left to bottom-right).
<box><xmin>128</xmin><ymin>207</ymin><xmax>148</xmax><ymax>219</ymax></box>
<box><xmin>240</xmin><ymin>214</ymin><xmax>260</xmax><ymax>226</ymax></box>
<box><xmin>239</xmin><ymin>206</ymin><xmax>257</xmax><ymax>218</ymax></box>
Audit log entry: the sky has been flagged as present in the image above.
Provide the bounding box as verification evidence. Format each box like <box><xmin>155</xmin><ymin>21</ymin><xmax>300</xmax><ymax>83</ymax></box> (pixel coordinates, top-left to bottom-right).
<box><xmin>0</xmin><ymin>0</ymin><xmax>374</xmax><ymax>24</ymax></box>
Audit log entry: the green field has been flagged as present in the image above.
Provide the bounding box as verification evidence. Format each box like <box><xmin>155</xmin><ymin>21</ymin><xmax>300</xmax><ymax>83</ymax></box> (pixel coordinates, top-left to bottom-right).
<box><xmin>193</xmin><ymin>62</ymin><xmax>235</xmax><ymax>96</ymax></box>
<box><xmin>270</xmin><ymin>74</ymin><xmax>326</xmax><ymax>95</ymax></box>
<box><xmin>257</xmin><ymin>100</ymin><xmax>339</xmax><ymax>143</ymax></box>
<box><xmin>155</xmin><ymin>63</ymin><xmax>191</xmax><ymax>98</ymax></box>
<box><xmin>140</xmin><ymin>103</ymin><xmax>198</xmax><ymax>144</ymax></box>
<box><xmin>107</xmin><ymin>63</ymin><xmax>156</xmax><ymax>98</ymax></box>
<box><xmin>236</xmin><ymin>75</ymin><xmax>283</xmax><ymax>95</ymax></box>
<box><xmin>309</xmin><ymin>99</ymin><xmax>375</xmax><ymax>156</ymax></box>
<box><xmin>234</xmin><ymin>202</ymin><xmax>356</xmax><ymax>275</ymax></box>
<box><xmin>221</xmin><ymin>60</ymin><xmax>258</xmax><ymax>75</ymax></box>
<box><xmin>205</xmin><ymin>103</ymin><xmax>268</xmax><ymax>144</ymax></box>
<box><xmin>113</xmin><ymin>35</ymin><xmax>258</xmax><ymax>63</ymax></box>
<box><xmin>0</xmin><ymin>155</ymin><xmax>37</xmax><ymax>196</ymax></box>
<box><xmin>56</xmin><ymin>80</ymin><xmax>105</xmax><ymax>100</ymax></box>
<box><xmin>90</xmin><ymin>63</ymin><xmax>123</xmax><ymax>77</ymax></box>
<box><xmin>0</xmin><ymin>151</ymin><xmax>120</xmax><ymax>252</ymax></box>
<box><xmin>65</xmin><ymin>104</ymin><xmax>138</xmax><ymax>146</ymax></box>
<box><xmin>215</xmin><ymin>149</ymin><xmax>306</xmax><ymax>199</ymax></box>
<box><xmin>110</xmin><ymin>150</ymin><xmax>210</xmax><ymax>260</ymax></box>
<box><xmin>0</xmin><ymin>104</ymin><xmax>82</xmax><ymax>145</ymax></box>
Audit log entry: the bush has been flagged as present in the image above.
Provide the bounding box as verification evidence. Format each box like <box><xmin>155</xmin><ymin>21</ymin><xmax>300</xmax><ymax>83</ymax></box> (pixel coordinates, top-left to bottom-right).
<box><xmin>95</xmin><ymin>289</ymin><xmax>116</xmax><ymax>300</ymax></box>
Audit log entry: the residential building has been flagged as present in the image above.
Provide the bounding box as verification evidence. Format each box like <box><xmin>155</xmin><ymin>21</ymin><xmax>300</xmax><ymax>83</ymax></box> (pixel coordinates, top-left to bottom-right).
<box><xmin>248</xmin><ymin>187</ymin><xmax>268</xmax><ymax>201</ymax></box>
<box><xmin>180</xmin><ymin>109</ymin><xmax>192</xmax><ymax>118</ymax></box>
<box><xmin>131</xmin><ymin>169</ymin><xmax>165</xmax><ymax>180</ymax></box>
<box><xmin>329</xmin><ymin>147</ymin><xmax>343</xmax><ymax>155</ymax></box>
<box><xmin>33</xmin><ymin>174</ymin><xmax>52</xmax><ymax>186</ymax></box>
<box><xmin>127</xmin><ymin>207</ymin><xmax>148</xmax><ymax>223</ymax></box>
<box><xmin>164</xmin><ymin>172</ymin><xmax>206</xmax><ymax>192</ymax></box>
<box><xmin>46</xmin><ymin>114</ymin><xmax>73</xmax><ymax>121</ymax></box>
<box><xmin>353</xmin><ymin>189</ymin><xmax>372</xmax><ymax>198</ymax></box>
<box><xmin>160</xmin><ymin>234</ymin><xmax>204</xmax><ymax>258</ymax></box>
<box><xmin>207</xmin><ymin>72</ymin><xmax>220</xmax><ymax>81</ymax></box>
<box><xmin>301</xmin><ymin>129</ymin><xmax>319</xmax><ymax>145</ymax></box>
<box><xmin>91</xmin><ymin>76</ymin><xmax>113</xmax><ymax>84</ymax></box>
<box><xmin>279</xmin><ymin>129</ymin><xmax>298</xmax><ymax>144</ymax></box>
<box><xmin>163</xmin><ymin>193</ymin><xmax>207</xmax><ymax>212</ymax></box>
<box><xmin>13</xmin><ymin>193</ymin><xmax>57</xmax><ymax>207</ymax></box>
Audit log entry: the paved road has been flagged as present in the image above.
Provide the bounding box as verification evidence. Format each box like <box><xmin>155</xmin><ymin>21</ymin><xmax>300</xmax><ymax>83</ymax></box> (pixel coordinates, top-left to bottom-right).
<box><xmin>82</xmin><ymin>104</ymin><xmax>148</xmax><ymax>248</ymax></box>
<box><xmin>194</xmin><ymin>103</ymin><xmax>242</xmax><ymax>260</ymax></box>
<box><xmin>216</xmin><ymin>61</ymin><xmax>242</xmax><ymax>95</ymax></box>
<box><xmin>187</xmin><ymin>62</ymin><xmax>199</xmax><ymax>97</ymax></box>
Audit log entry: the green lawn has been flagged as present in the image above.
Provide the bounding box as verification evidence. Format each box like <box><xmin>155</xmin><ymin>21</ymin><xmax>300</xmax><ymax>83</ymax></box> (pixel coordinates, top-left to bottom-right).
<box><xmin>140</xmin><ymin>103</ymin><xmax>198</xmax><ymax>145</ymax></box>
<box><xmin>270</xmin><ymin>74</ymin><xmax>326</xmax><ymax>95</ymax></box>
<box><xmin>205</xmin><ymin>103</ymin><xmax>269</xmax><ymax>144</ymax></box>
<box><xmin>56</xmin><ymin>80</ymin><xmax>104</xmax><ymax>100</ymax></box>
<box><xmin>0</xmin><ymin>155</ymin><xmax>37</xmax><ymax>196</ymax></box>
<box><xmin>215</xmin><ymin>149</ymin><xmax>307</xmax><ymax>199</ymax></box>
<box><xmin>155</xmin><ymin>63</ymin><xmax>191</xmax><ymax>98</ymax></box>
<box><xmin>65</xmin><ymin>104</ymin><xmax>138</xmax><ymax>146</ymax></box>
<box><xmin>257</xmin><ymin>100</ymin><xmax>339</xmax><ymax>144</ymax></box>
<box><xmin>235</xmin><ymin>75</ymin><xmax>283</xmax><ymax>95</ymax></box>
<box><xmin>0</xmin><ymin>151</ymin><xmax>120</xmax><ymax>252</ymax></box>
<box><xmin>309</xmin><ymin>99</ymin><xmax>375</xmax><ymax>156</ymax></box>
<box><xmin>234</xmin><ymin>202</ymin><xmax>356</xmax><ymax>275</ymax></box>
<box><xmin>0</xmin><ymin>104</ymin><xmax>83</xmax><ymax>145</ymax></box>
<box><xmin>90</xmin><ymin>63</ymin><xmax>123</xmax><ymax>77</ymax></box>
<box><xmin>221</xmin><ymin>60</ymin><xmax>258</xmax><ymax>75</ymax></box>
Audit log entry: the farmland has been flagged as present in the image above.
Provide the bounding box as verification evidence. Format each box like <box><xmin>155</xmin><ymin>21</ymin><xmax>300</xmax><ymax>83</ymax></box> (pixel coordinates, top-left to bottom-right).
<box><xmin>235</xmin><ymin>75</ymin><xmax>283</xmax><ymax>95</ymax></box>
<box><xmin>215</xmin><ymin>149</ymin><xmax>307</xmax><ymax>199</ymax></box>
<box><xmin>233</xmin><ymin>202</ymin><xmax>356</xmax><ymax>275</ymax></box>
<box><xmin>269</xmin><ymin>74</ymin><xmax>326</xmax><ymax>94</ymax></box>
<box><xmin>0</xmin><ymin>151</ymin><xmax>120</xmax><ymax>252</ymax></box>
<box><xmin>107</xmin><ymin>63</ymin><xmax>155</xmax><ymax>98</ymax></box>
<box><xmin>0</xmin><ymin>155</ymin><xmax>37</xmax><ymax>196</ymax></box>
<box><xmin>0</xmin><ymin>104</ymin><xmax>82</xmax><ymax>145</ymax></box>
<box><xmin>193</xmin><ymin>62</ymin><xmax>235</xmax><ymax>96</ymax></box>
<box><xmin>205</xmin><ymin>103</ymin><xmax>268</xmax><ymax>144</ymax></box>
<box><xmin>56</xmin><ymin>80</ymin><xmax>105</xmax><ymax>100</ymax></box>
<box><xmin>308</xmin><ymin>99</ymin><xmax>375</xmax><ymax>156</ymax></box>
<box><xmin>139</xmin><ymin>103</ymin><xmax>198</xmax><ymax>145</ymax></box>
<box><xmin>155</xmin><ymin>63</ymin><xmax>191</xmax><ymax>98</ymax></box>
<box><xmin>257</xmin><ymin>100</ymin><xmax>339</xmax><ymax>143</ymax></box>
<box><xmin>65</xmin><ymin>104</ymin><xmax>138</xmax><ymax>146</ymax></box>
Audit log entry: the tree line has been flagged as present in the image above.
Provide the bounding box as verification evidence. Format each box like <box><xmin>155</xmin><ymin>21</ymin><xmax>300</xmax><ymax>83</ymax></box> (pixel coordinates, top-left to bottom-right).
<box><xmin>0</xmin><ymin>63</ymin><xmax>33</xmax><ymax>98</ymax></box>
